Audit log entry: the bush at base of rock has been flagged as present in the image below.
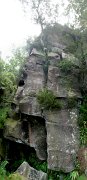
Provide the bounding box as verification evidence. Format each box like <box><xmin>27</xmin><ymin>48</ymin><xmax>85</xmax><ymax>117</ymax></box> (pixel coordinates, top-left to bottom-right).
<box><xmin>77</xmin><ymin>174</ymin><xmax>87</xmax><ymax>180</ymax></box>
<box><xmin>8</xmin><ymin>173</ymin><xmax>26</xmax><ymax>180</ymax></box>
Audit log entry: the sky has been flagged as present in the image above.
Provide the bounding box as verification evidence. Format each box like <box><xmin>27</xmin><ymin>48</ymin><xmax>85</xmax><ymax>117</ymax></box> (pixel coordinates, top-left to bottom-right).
<box><xmin>0</xmin><ymin>0</ymin><xmax>41</xmax><ymax>58</ymax></box>
<box><xmin>0</xmin><ymin>0</ymin><xmax>73</xmax><ymax>59</ymax></box>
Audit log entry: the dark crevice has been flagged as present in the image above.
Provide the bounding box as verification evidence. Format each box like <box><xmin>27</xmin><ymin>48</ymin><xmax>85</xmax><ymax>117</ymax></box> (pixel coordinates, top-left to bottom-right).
<box><xmin>5</xmin><ymin>139</ymin><xmax>36</xmax><ymax>172</ymax></box>
<box><xmin>21</xmin><ymin>120</ymin><xmax>29</xmax><ymax>139</ymax></box>
<box><xmin>0</xmin><ymin>87</ymin><xmax>4</xmax><ymax>95</ymax></box>
<box><xmin>20</xmin><ymin>113</ymin><xmax>47</xmax><ymax>160</ymax></box>
<box><xmin>11</xmin><ymin>103</ymin><xmax>16</xmax><ymax>110</ymax></box>
<box><xmin>18</xmin><ymin>79</ymin><xmax>25</xmax><ymax>86</ymax></box>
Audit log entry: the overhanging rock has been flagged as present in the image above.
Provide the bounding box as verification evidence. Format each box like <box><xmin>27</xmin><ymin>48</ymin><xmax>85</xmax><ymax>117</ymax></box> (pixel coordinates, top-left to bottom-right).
<box><xmin>16</xmin><ymin>161</ymin><xmax>47</xmax><ymax>180</ymax></box>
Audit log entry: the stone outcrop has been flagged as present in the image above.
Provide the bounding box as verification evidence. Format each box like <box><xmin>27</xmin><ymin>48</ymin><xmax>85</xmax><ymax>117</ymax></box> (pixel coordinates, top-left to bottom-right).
<box><xmin>16</xmin><ymin>161</ymin><xmax>47</xmax><ymax>180</ymax></box>
<box><xmin>47</xmin><ymin>56</ymin><xmax>81</xmax><ymax>98</ymax></box>
<box><xmin>14</xmin><ymin>55</ymin><xmax>45</xmax><ymax>116</ymax></box>
<box><xmin>4</xmin><ymin>117</ymin><xmax>47</xmax><ymax>160</ymax></box>
<box><xmin>4</xmin><ymin>119</ymin><xmax>25</xmax><ymax>143</ymax></box>
<box><xmin>4</xmin><ymin>30</ymin><xmax>81</xmax><ymax>173</ymax></box>
<box><xmin>28</xmin><ymin>117</ymin><xmax>47</xmax><ymax>160</ymax></box>
<box><xmin>45</xmin><ymin>109</ymin><xmax>79</xmax><ymax>172</ymax></box>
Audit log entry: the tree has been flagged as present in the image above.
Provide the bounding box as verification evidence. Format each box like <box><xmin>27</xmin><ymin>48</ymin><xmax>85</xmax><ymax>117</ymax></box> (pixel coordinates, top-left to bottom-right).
<box><xmin>20</xmin><ymin>0</ymin><xmax>87</xmax><ymax>94</ymax></box>
<box><xmin>0</xmin><ymin>48</ymin><xmax>26</xmax><ymax>106</ymax></box>
<box><xmin>21</xmin><ymin>0</ymin><xmax>59</xmax><ymax>27</ymax></box>
<box><xmin>21</xmin><ymin>0</ymin><xmax>59</xmax><ymax>86</ymax></box>
<box><xmin>20</xmin><ymin>0</ymin><xmax>59</xmax><ymax>47</ymax></box>
<box><xmin>67</xmin><ymin>0</ymin><xmax>87</xmax><ymax>29</ymax></box>
<box><xmin>0</xmin><ymin>47</ymin><xmax>26</xmax><ymax>128</ymax></box>
<box><xmin>5</xmin><ymin>48</ymin><xmax>27</xmax><ymax>82</ymax></box>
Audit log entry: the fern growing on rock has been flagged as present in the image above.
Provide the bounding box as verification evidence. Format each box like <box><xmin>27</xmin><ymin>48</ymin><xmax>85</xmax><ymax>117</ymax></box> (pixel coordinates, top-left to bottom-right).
<box><xmin>37</xmin><ymin>88</ymin><xmax>61</xmax><ymax>110</ymax></box>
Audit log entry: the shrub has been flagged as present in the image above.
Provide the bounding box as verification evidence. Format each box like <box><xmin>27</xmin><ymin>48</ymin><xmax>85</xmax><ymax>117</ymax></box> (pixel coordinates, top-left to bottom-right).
<box><xmin>77</xmin><ymin>174</ymin><xmax>87</xmax><ymax>180</ymax></box>
<box><xmin>8</xmin><ymin>173</ymin><xmax>24</xmax><ymax>180</ymax></box>
<box><xmin>58</xmin><ymin>59</ymin><xmax>74</xmax><ymax>74</ymax></box>
<box><xmin>0</xmin><ymin>160</ymin><xmax>8</xmax><ymax>180</ymax></box>
<box><xmin>0</xmin><ymin>107</ymin><xmax>10</xmax><ymax>129</ymax></box>
<box><xmin>28</xmin><ymin>153</ymin><xmax>47</xmax><ymax>173</ymax></box>
<box><xmin>67</xmin><ymin>98</ymin><xmax>77</xmax><ymax>108</ymax></box>
<box><xmin>79</xmin><ymin>125</ymin><xmax>87</xmax><ymax>145</ymax></box>
<box><xmin>78</xmin><ymin>96</ymin><xmax>87</xmax><ymax>145</ymax></box>
<box><xmin>70</xmin><ymin>170</ymin><xmax>79</xmax><ymax>180</ymax></box>
<box><xmin>37</xmin><ymin>89</ymin><xmax>61</xmax><ymax>110</ymax></box>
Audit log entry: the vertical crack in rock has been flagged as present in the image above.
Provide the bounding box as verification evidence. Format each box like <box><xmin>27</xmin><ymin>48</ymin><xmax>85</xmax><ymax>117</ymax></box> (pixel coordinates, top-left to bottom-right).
<box><xmin>28</xmin><ymin>116</ymin><xmax>47</xmax><ymax>160</ymax></box>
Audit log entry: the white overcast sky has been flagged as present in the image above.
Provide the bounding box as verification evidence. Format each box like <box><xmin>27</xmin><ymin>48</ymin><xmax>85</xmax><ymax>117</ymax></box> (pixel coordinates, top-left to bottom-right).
<box><xmin>0</xmin><ymin>0</ymin><xmax>41</xmax><ymax>58</ymax></box>
<box><xmin>0</xmin><ymin>0</ymin><xmax>73</xmax><ymax>59</ymax></box>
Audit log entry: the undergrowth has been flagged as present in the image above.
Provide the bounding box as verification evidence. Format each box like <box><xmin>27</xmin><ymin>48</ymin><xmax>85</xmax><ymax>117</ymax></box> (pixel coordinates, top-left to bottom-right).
<box><xmin>28</xmin><ymin>153</ymin><xmax>47</xmax><ymax>173</ymax></box>
<box><xmin>78</xmin><ymin>96</ymin><xmax>87</xmax><ymax>145</ymax></box>
<box><xmin>58</xmin><ymin>59</ymin><xmax>75</xmax><ymax>74</ymax></box>
<box><xmin>0</xmin><ymin>107</ymin><xmax>10</xmax><ymax>129</ymax></box>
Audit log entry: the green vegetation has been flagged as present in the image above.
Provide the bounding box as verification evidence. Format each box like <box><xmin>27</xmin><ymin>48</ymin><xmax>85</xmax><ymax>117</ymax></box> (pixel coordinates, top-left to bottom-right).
<box><xmin>0</xmin><ymin>0</ymin><xmax>87</xmax><ymax>178</ymax></box>
<box><xmin>28</xmin><ymin>153</ymin><xmax>47</xmax><ymax>173</ymax></box>
<box><xmin>77</xmin><ymin>174</ymin><xmax>87</xmax><ymax>180</ymax></box>
<box><xmin>48</xmin><ymin>169</ymin><xmax>80</xmax><ymax>180</ymax></box>
<box><xmin>10</xmin><ymin>158</ymin><xmax>26</xmax><ymax>172</ymax></box>
<box><xmin>37</xmin><ymin>88</ymin><xmax>61</xmax><ymax>110</ymax></box>
<box><xmin>48</xmin><ymin>170</ymin><xmax>62</xmax><ymax>180</ymax></box>
<box><xmin>67</xmin><ymin>98</ymin><xmax>77</xmax><ymax>108</ymax></box>
<box><xmin>67</xmin><ymin>0</ymin><xmax>87</xmax><ymax>28</ymax></box>
<box><xmin>8</xmin><ymin>173</ymin><xmax>25</xmax><ymax>180</ymax></box>
<box><xmin>11</xmin><ymin>152</ymin><xmax>80</xmax><ymax>180</ymax></box>
<box><xmin>0</xmin><ymin>155</ymin><xmax>85</xmax><ymax>180</ymax></box>
<box><xmin>58</xmin><ymin>59</ymin><xmax>75</xmax><ymax>74</ymax></box>
<box><xmin>0</xmin><ymin>160</ymin><xmax>8</xmax><ymax>180</ymax></box>
<box><xmin>0</xmin><ymin>48</ymin><xmax>26</xmax><ymax>128</ymax></box>
<box><xmin>0</xmin><ymin>107</ymin><xmax>10</xmax><ymax>129</ymax></box>
<box><xmin>0</xmin><ymin>160</ymin><xmax>25</xmax><ymax>180</ymax></box>
<box><xmin>0</xmin><ymin>59</ymin><xmax>16</xmax><ymax>106</ymax></box>
<box><xmin>78</xmin><ymin>97</ymin><xmax>87</xmax><ymax>145</ymax></box>
<box><xmin>70</xmin><ymin>170</ymin><xmax>79</xmax><ymax>180</ymax></box>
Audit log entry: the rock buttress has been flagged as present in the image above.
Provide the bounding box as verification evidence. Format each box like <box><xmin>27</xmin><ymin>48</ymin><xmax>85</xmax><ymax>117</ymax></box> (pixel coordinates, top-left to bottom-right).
<box><xmin>4</xmin><ymin>49</ymin><xmax>81</xmax><ymax>173</ymax></box>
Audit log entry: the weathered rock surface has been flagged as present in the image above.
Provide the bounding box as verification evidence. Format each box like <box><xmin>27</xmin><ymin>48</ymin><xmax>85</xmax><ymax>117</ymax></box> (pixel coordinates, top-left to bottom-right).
<box><xmin>4</xmin><ymin>117</ymin><xmax>47</xmax><ymax>161</ymax></box>
<box><xmin>16</xmin><ymin>161</ymin><xmax>47</xmax><ymax>180</ymax></box>
<box><xmin>45</xmin><ymin>109</ymin><xmax>80</xmax><ymax>172</ymax></box>
<box><xmin>4</xmin><ymin>119</ymin><xmax>27</xmax><ymax>144</ymax></box>
<box><xmin>28</xmin><ymin>117</ymin><xmax>47</xmax><ymax>160</ymax></box>
<box><xmin>14</xmin><ymin>55</ymin><xmax>45</xmax><ymax>116</ymax></box>
<box><xmin>47</xmin><ymin>58</ymin><xmax>81</xmax><ymax>98</ymax></box>
<box><xmin>4</xmin><ymin>26</ymin><xmax>81</xmax><ymax>173</ymax></box>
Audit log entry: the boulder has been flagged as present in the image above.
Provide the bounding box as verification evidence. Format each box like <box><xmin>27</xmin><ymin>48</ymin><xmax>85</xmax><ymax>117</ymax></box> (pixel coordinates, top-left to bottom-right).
<box><xmin>16</xmin><ymin>161</ymin><xmax>47</xmax><ymax>180</ymax></box>
<box><xmin>4</xmin><ymin>119</ymin><xmax>28</xmax><ymax>144</ymax></box>
<box><xmin>4</xmin><ymin>117</ymin><xmax>47</xmax><ymax>161</ymax></box>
